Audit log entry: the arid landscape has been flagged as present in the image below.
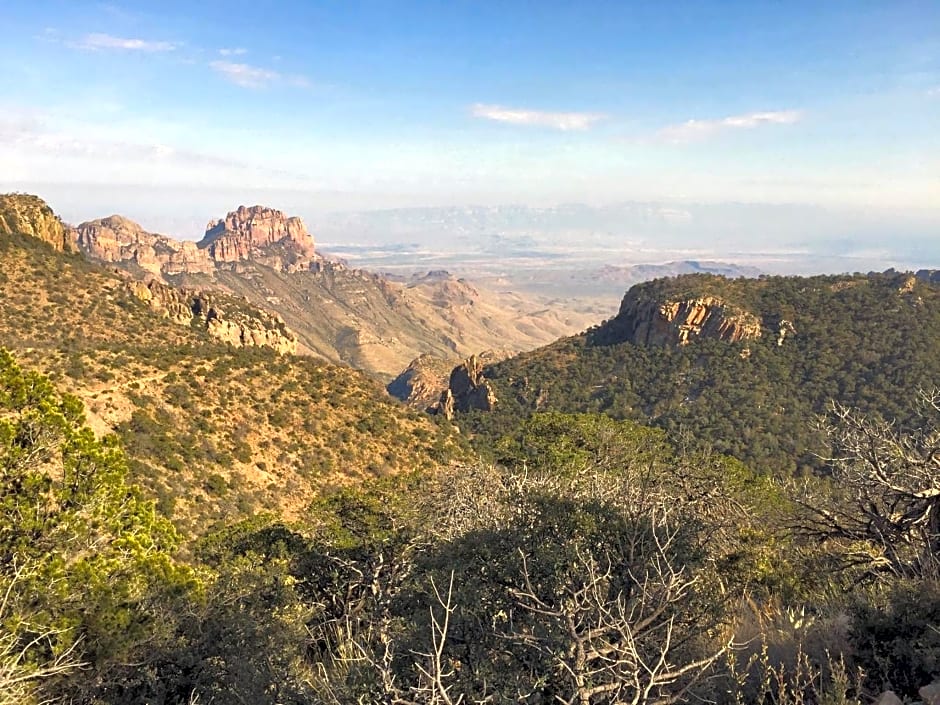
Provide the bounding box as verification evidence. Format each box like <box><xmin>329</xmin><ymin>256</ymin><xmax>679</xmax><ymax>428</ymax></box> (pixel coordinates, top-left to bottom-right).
<box><xmin>2</xmin><ymin>3</ymin><xmax>939</xmax><ymax>705</ymax></box>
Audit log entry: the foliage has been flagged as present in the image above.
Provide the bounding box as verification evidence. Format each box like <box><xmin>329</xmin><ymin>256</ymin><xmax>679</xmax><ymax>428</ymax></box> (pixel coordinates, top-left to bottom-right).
<box><xmin>0</xmin><ymin>348</ymin><xmax>197</xmax><ymax>702</ymax></box>
<box><xmin>465</xmin><ymin>272</ymin><xmax>940</xmax><ymax>476</ymax></box>
<box><xmin>789</xmin><ymin>392</ymin><xmax>940</xmax><ymax>586</ymax></box>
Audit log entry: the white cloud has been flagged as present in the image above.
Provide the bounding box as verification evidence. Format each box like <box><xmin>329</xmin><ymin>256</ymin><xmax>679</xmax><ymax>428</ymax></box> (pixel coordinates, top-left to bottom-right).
<box><xmin>927</xmin><ymin>86</ymin><xmax>940</xmax><ymax>97</ymax></box>
<box><xmin>210</xmin><ymin>60</ymin><xmax>280</xmax><ymax>88</ymax></box>
<box><xmin>657</xmin><ymin>110</ymin><xmax>803</xmax><ymax>143</ymax></box>
<box><xmin>218</xmin><ymin>47</ymin><xmax>247</xmax><ymax>56</ymax></box>
<box><xmin>70</xmin><ymin>32</ymin><xmax>177</xmax><ymax>52</ymax></box>
<box><xmin>210</xmin><ymin>61</ymin><xmax>312</xmax><ymax>89</ymax></box>
<box><xmin>470</xmin><ymin>103</ymin><xmax>606</xmax><ymax>131</ymax></box>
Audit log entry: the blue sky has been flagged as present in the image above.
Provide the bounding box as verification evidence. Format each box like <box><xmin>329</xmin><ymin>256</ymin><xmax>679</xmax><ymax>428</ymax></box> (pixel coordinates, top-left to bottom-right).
<box><xmin>1</xmin><ymin>1</ymin><xmax>938</xmax><ymax>235</ymax></box>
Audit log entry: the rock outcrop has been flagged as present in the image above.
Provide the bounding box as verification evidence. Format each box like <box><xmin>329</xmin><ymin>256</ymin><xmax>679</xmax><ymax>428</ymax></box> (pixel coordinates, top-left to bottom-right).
<box><xmin>128</xmin><ymin>279</ymin><xmax>297</xmax><ymax>355</ymax></box>
<box><xmin>199</xmin><ymin>205</ymin><xmax>317</xmax><ymax>271</ymax></box>
<box><xmin>601</xmin><ymin>288</ymin><xmax>762</xmax><ymax>348</ymax></box>
<box><xmin>920</xmin><ymin>681</ymin><xmax>940</xmax><ymax>705</ymax></box>
<box><xmin>75</xmin><ymin>215</ymin><xmax>214</xmax><ymax>276</ymax></box>
<box><xmin>391</xmin><ymin>351</ymin><xmax>511</xmax><ymax>416</ymax></box>
<box><xmin>387</xmin><ymin>354</ymin><xmax>456</xmax><ymax>410</ymax></box>
<box><xmin>77</xmin><ymin>206</ymin><xmax>321</xmax><ymax>277</ymax></box>
<box><xmin>436</xmin><ymin>354</ymin><xmax>497</xmax><ymax>416</ymax></box>
<box><xmin>0</xmin><ymin>194</ymin><xmax>76</xmax><ymax>252</ymax></box>
<box><xmin>776</xmin><ymin>319</ymin><xmax>796</xmax><ymax>346</ymax></box>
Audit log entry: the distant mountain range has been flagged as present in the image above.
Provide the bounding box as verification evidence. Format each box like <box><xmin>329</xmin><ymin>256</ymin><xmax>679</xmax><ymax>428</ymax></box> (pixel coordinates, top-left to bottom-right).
<box><xmin>314</xmin><ymin>201</ymin><xmax>940</xmax><ymax>278</ymax></box>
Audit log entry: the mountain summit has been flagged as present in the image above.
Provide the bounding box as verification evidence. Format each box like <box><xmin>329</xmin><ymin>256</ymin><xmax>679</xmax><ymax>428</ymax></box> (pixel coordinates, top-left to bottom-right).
<box><xmin>199</xmin><ymin>205</ymin><xmax>317</xmax><ymax>271</ymax></box>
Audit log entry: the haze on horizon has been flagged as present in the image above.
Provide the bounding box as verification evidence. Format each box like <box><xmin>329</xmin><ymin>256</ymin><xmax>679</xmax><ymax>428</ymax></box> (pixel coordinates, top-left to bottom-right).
<box><xmin>1</xmin><ymin>1</ymin><xmax>938</xmax><ymax>272</ymax></box>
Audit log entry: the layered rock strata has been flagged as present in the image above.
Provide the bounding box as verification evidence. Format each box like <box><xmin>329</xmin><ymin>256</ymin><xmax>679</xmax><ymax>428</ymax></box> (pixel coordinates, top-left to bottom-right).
<box><xmin>127</xmin><ymin>279</ymin><xmax>297</xmax><ymax>355</ymax></box>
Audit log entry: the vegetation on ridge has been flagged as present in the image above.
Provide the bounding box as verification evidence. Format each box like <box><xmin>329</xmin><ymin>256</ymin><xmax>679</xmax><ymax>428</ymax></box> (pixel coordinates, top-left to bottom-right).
<box><xmin>1</xmin><ymin>196</ymin><xmax>939</xmax><ymax>703</ymax></box>
<box><xmin>462</xmin><ymin>271</ymin><xmax>940</xmax><ymax>475</ymax></box>
<box><xmin>0</xmin><ymin>205</ymin><xmax>467</xmax><ymax>535</ymax></box>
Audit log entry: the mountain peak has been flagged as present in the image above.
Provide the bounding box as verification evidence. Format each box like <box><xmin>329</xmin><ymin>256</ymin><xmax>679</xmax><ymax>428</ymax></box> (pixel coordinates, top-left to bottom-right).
<box><xmin>199</xmin><ymin>205</ymin><xmax>315</xmax><ymax>267</ymax></box>
<box><xmin>75</xmin><ymin>214</ymin><xmax>215</xmax><ymax>277</ymax></box>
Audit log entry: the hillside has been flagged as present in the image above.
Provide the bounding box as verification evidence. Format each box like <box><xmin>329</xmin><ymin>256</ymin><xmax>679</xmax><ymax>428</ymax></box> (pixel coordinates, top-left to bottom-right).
<box><xmin>0</xmin><ymin>197</ymin><xmax>465</xmax><ymax>534</ymax></box>
<box><xmin>74</xmin><ymin>207</ymin><xmax>597</xmax><ymax>379</ymax></box>
<box><xmin>454</xmin><ymin>271</ymin><xmax>940</xmax><ymax>474</ymax></box>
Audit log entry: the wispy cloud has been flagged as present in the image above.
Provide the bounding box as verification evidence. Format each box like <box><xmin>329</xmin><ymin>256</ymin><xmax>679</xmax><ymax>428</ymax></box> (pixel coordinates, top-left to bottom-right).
<box><xmin>1</xmin><ymin>112</ymin><xmax>246</xmax><ymax>169</ymax></box>
<box><xmin>70</xmin><ymin>32</ymin><xmax>177</xmax><ymax>52</ymax></box>
<box><xmin>657</xmin><ymin>110</ymin><xmax>803</xmax><ymax>143</ymax></box>
<box><xmin>218</xmin><ymin>47</ymin><xmax>247</xmax><ymax>57</ymax></box>
<box><xmin>210</xmin><ymin>60</ymin><xmax>310</xmax><ymax>89</ymax></box>
<box><xmin>470</xmin><ymin>103</ymin><xmax>606</xmax><ymax>131</ymax></box>
<box><xmin>210</xmin><ymin>60</ymin><xmax>279</xmax><ymax>88</ymax></box>
<box><xmin>927</xmin><ymin>86</ymin><xmax>940</xmax><ymax>97</ymax></box>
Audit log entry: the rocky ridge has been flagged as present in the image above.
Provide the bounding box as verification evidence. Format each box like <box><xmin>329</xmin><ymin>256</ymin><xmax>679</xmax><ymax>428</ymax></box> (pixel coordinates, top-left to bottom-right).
<box><xmin>28</xmin><ymin>193</ymin><xmax>597</xmax><ymax>379</ymax></box>
<box><xmin>602</xmin><ymin>289</ymin><xmax>763</xmax><ymax>348</ymax></box>
<box><xmin>75</xmin><ymin>205</ymin><xmax>321</xmax><ymax>276</ymax></box>
<box><xmin>0</xmin><ymin>195</ymin><xmax>464</xmax><ymax>534</ymax></box>
<box><xmin>0</xmin><ymin>194</ymin><xmax>76</xmax><ymax>253</ymax></box>
<box><xmin>75</xmin><ymin>215</ymin><xmax>214</xmax><ymax>276</ymax></box>
<box><xmin>126</xmin><ymin>279</ymin><xmax>298</xmax><ymax>355</ymax></box>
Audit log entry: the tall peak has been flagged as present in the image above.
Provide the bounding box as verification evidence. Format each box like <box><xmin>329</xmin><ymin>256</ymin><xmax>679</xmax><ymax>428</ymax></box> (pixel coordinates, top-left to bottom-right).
<box><xmin>198</xmin><ymin>205</ymin><xmax>316</xmax><ymax>269</ymax></box>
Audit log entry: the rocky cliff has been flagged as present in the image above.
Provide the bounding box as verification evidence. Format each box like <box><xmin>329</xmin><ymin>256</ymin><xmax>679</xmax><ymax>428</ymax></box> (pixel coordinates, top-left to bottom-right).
<box><xmin>199</xmin><ymin>205</ymin><xmax>317</xmax><ymax>271</ymax></box>
<box><xmin>75</xmin><ymin>215</ymin><xmax>215</xmax><ymax>276</ymax></box>
<box><xmin>601</xmin><ymin>288</ymin><xmax>762</xmax><ymax>347</ymax></box>
<box><xmin>127</xmin><ymin>279</ymin><xmax>297</xmax><ymax>355</ymax></box>
<box><xmin>0</xmin><ymin>194</ymin><xmax>76</xmax><ymax>252</ymax></box>
<box><xmin>431</xmin><ymin>354</ymin><xmax>498</xmax><ymax>419</ymax></box>
<box><xmin>76</xmin><ymin>206</ymin><xmax>320</xmax><ymax>276</ymax></box>
<box><xmin>387</xmin><ymin>354</ymin><xmax>457</xmax><ymax>410</ymax></box>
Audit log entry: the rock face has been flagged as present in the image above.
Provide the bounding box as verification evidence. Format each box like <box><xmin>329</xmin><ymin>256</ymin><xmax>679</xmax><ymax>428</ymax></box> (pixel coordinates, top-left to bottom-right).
<box><xmin>76</xmin><ymin>206</ymin><xmax>320</xmax><ymax>277</ymax></box>
<box><xmin>387</xmin><ymin>354</ymin><xmax>456</xmax><ymax>410</ymax></box>
<box><xmin>920</xmin><ymin>682</ymin><xmax>940</xmax><ymax>705</ymax></box>
<box><xmin>390</xmin><ymin>351</ymin><xmax>511</xmax><ymax>417</ymax></box>
<box><xmin>603</xmin><ymin>289</ymin><xmax>762</xmax><ymax>348</ymax></box>
<box><xmin>199</xmin><ymin>205</ymin><xmax>316</xmax><ymax>270</ymax></box>
<box><xmin>440</xmin><ymin>354</ymin><xmax>497</xmax><ymax>415</ymax></box>
<box><xmin>75</xmin><ymin>215</ymin><xmax>214</xmax><ymax>276</ymax></box>
<box><xmin>0</xmin><ymin>194</ymin><xmax>76</xmax><ymax>252</ymax></box>
<box><xmin>128</xmin><ymin>279</ymin><xmax>297</xmax><ymax>355</ymax></box>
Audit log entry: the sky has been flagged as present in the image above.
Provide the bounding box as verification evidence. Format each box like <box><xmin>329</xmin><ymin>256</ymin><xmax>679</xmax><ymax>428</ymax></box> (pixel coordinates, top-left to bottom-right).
<box><xmin>0</xmin><ymin>1</ymin><xmax>938</xmax><ymax>254</ymax></box>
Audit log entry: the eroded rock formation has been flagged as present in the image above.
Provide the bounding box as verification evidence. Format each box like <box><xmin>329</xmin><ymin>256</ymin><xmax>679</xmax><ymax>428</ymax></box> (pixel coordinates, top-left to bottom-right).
<box><xmin>603</xmin><ymin>290</ymin><xmax>762</xmax><ymax>348</ymax></box>
<box><xmin>127</xmin><ymin>279</ymin><xmax>297</xmax><ymax>355</ymax></box>
<box><xmin>76</xmin><ymin>215</ymin><xmax>214</xmax><ymax>276</ymax></box>
<box><xmin>76</xmin><ymin>206</ymin><xmax>320</xmax><ymax>276</ymax></box>
<box><xmin>199</xmin><ymin>205</ymin><xmax>316</xmax><ymax>270</ymax></box>
<box><xmin>0</xmin><ymin>194</ymin><xmax>76</xmax><ymax>252</ymax></box>
<box><xmin>387</xmin><ymin>354</ymin><xmax>456</xmax><ymax>409</ymax></box>
<box><xmin>441</xmin><ymin>354</ymin><xmax>497</xmax><ymax>414</ymax></box>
